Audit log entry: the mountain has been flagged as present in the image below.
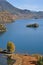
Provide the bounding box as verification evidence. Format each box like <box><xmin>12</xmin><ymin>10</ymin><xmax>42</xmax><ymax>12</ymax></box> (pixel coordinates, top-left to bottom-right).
<box><xmin>0</xmin><ymin>0</ymin><xmax>43</xmax><ymax>22</ymax></box>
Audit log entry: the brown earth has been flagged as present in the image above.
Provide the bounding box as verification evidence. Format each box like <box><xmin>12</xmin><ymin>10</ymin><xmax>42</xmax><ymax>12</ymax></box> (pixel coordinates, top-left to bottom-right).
<box><xmin>5</xmin><ymin>54</ymin><xmax>38</xmax><ymax>65</ymax></box>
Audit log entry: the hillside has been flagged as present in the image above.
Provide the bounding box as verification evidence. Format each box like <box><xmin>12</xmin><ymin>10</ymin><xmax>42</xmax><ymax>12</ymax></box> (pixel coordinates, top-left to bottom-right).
<box><xmin>0</xmin><ymin>11</ymin><xmax>13</xmax><ymax>23</ymax></box>
<box><xmin>0</xmin><ymin>0</ymin><xmax>43</xmax><ymax>22</ymax></box>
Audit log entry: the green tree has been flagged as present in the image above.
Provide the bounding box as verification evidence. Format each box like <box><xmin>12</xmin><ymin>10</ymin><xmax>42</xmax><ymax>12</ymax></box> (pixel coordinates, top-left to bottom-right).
<box><xmin>7</xmin><ymin>41</ymin><xmax>15</xmax><ymax>53</ymax></box>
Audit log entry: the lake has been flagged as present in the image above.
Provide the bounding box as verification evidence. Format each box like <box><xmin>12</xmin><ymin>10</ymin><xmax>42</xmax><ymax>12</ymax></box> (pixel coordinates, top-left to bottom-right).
<box><xmin>0</xmin><ymin>19</ymin><xmax>43</xmax><ymax>54</ymax></box>
<box><xmin>0</xmin><ymin>54</ymin><xmax>15</xmax><ymax>65</ymax></box>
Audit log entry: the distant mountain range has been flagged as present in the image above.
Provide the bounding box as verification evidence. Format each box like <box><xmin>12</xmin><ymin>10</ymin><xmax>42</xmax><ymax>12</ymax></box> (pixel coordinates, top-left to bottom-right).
<box><xmin>0</xmin><ymin>0</ymin><xmax>43</xmax><ymax>22</ymax></box>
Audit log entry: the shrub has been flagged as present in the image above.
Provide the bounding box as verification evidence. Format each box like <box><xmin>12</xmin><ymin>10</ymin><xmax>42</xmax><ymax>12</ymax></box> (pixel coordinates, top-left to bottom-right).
<box><xmin>32</xmin><ymin>54</ymin><xmax>41</xmax><ymax>60</ymax></box>
<box><xmin>7</xmin><ymin>41</ymin><xmax>15</xmax><ymax>53</ymax></box>
<box><xmin>37</xmin><ymin>56</ymin><xmax>43</xmax><ymax>65</ymax></box>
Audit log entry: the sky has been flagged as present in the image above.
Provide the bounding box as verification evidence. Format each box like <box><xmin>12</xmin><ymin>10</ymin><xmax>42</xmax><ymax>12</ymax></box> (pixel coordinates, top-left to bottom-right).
<box><xmin>7</xmin><ymin>0</ymin><xmax>43</xmax><ymax>11</ymax></box>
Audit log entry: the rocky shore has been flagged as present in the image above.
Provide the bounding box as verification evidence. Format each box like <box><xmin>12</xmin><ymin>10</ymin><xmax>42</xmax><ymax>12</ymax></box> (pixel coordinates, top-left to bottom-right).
<box><xmin>4</xmin><ymin>53</ymin><xmax>38</xmax><ymax>65</ymax></box>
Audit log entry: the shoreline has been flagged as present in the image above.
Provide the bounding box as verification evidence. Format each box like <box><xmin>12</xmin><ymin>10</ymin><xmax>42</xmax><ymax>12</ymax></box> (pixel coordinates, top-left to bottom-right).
<box><xmin>0</xmin><ymin>52</ymin><xmax>42</xmax><ymax>65</ymax></box>
<box><xmin>0</xmin><ymin>52</ymin><xmax>38</xmax><ymax>65</ymax></box>
<box><xmin>5</xmin><ymin>53</ymin><xmax>38</xmax><ymax>65</ymax></box>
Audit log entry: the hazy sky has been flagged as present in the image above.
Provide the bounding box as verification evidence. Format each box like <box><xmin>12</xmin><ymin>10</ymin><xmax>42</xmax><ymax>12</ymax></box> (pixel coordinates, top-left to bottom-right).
<box><xmin>7</xmin><ymin>0</ymin><xmax>43</xmax><ymax>11</ymax></box>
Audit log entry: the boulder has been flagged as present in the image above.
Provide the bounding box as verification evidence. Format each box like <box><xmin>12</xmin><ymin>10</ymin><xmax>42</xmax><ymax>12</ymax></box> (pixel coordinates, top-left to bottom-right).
<box><xmin>26</xmin><ymin>23</ymin><xmax>39</xmax><ymax>28</ymax></box>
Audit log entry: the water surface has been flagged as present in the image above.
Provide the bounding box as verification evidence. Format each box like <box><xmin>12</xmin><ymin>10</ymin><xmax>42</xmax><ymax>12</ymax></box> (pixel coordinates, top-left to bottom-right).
<box><xmin>0</xmin><ymin>19</ymin><xmax>43</xmax><ymax>54</ymax></box>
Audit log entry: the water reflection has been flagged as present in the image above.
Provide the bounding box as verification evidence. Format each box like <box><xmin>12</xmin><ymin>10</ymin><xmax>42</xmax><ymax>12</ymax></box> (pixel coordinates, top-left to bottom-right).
<box><xmin>7</xmin><ymin>56</ymin><xmax>16</xmax><ymax>65</ymax></box>
<box><xmin>0</xmin><ymin>32</ymin><xmax>5</xmax><ymax>36</ymax></box>
<box><xmin>0</xmin><ymin>54</ymin><xmax>7</xmax><ymax>65</ymax></box>
<box><xmin>0</xmin><ymin>54</ymin><xmax>16</xmax><ymax>65</ymax></box>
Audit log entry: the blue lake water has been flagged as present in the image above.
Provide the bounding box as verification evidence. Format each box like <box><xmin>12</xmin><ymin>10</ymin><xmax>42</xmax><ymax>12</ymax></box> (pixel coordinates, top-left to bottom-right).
<box><xmin>0</xmin><ymin>19</ymin><xmax>43</xmax><ymax>54</ymax></box>
<box><xmin>0</xmin><ymin>54</ymin><xmax>15</xmax><ymax>65</ymax></box>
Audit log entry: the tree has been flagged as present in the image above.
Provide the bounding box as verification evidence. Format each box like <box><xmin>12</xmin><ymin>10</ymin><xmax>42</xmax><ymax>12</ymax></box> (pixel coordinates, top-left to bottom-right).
<box><xmin>7</xmin><ymin>41</ymin><xmax>15</xmax><ymax>53</ymax></box>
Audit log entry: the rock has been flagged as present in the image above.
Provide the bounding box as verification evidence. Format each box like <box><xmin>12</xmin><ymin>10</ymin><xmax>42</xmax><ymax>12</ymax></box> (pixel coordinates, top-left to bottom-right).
<box><xmin>26</xmin><ymin>23</ymin><xmax>39</xmax><ymax>28</ymax></box>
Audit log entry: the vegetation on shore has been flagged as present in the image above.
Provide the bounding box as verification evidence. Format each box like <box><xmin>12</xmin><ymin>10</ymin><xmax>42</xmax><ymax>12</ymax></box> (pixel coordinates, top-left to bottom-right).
<box><xmin>7</xmin><ymin>41</ymin><xmax>15</xmax><ymax>53</ymax></box>
<box><xmin>37</xmin><ymin>56</ymin><xmax>43</xmax><ymax>65</ymax></box>
<box><xmin>32</xmin><ymin>54</ymin><xmax>43</xmax><ymax>65</ymax></box>
<box><xmin>0</xmin><ymin>24</ymin><xmax>6</xmax><ymax>32</ymax></box>
<box><xmin>0</xmin><ymin>41</ymin><xmax>15</xmax><ymax>54</ymax></box>
<box><xmin>0</xmin><ymin>41</ymin><xmax>43</xmax><ymax>65</ymax></box>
